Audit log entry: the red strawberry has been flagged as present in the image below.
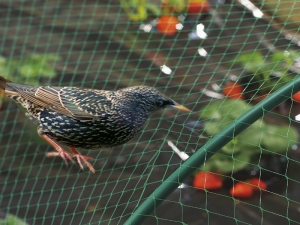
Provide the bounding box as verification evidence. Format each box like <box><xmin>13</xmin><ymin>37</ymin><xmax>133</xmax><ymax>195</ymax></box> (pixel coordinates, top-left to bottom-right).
<box><xmin>249</xmin><ymin>178</ymin><xmax>267</xmax><ymax>192</ymax></box>
<box><xmin>156</xmin><ymin>15</ymin><xmax>179</xmax><ymax>36</ymax></box>
<box><xmin>230</xmin><ymin>182</ymin><xmax>253</xmax><ymax>198</ymax></box>
<box><xmin>188</xmin><ymin>0</ymin><xmax>210</xmax><ymax>14</ymax></box>
<box><xmin>193</xmin><ymin>171</ymin><xmax>223</xmax><ymax>190</ymax></box>
<box><xmin>292</xmin><ymin>91</ymin><xmax>300</xmax><ymax>102</ymax></box>
<box><xmin>223</xmin><ymin>81</ymin><xmax>245</xmax><ymax>99</ymax></box>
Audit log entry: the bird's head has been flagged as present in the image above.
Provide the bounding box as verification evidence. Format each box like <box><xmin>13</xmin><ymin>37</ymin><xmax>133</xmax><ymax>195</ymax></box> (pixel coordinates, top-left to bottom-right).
<box><xmin>119</xmin><ymin>86</ymin><xmax>190</xmax><ymax>114</ymax></box>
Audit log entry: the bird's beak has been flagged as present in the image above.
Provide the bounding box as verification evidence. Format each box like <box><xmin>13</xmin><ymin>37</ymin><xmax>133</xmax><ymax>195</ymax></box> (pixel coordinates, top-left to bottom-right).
<box><xmin>173</xmin><ymin>103</ymin><xmax>191</xmax><ymax>112</ymax></box>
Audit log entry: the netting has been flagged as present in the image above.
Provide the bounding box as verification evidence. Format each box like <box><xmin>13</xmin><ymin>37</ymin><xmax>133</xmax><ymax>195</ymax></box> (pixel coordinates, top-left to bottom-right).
<box><xmin>0</xmin><ymin>1</ymin><xmax>300</xmax><ymax>225</ymax></box>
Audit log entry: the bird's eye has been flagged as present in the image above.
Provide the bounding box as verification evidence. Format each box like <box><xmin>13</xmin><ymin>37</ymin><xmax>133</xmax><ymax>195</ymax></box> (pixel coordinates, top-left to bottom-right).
<box><xmin>156</xmin><ymin>100</ymin><xmax>164</xmax><ymax>107</ymax></box>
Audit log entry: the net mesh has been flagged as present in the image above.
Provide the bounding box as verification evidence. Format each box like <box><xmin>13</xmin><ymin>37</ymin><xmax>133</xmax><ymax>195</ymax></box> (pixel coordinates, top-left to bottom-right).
<box><xmin>0</xmin><ymin>0</ymin><xmax>300</xmax><ymax>225</ymax></box>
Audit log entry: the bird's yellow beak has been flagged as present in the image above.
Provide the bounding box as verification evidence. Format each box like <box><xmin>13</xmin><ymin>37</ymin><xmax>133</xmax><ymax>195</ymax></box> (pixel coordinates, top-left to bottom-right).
<box><xmin>173</xmin><ymin>103</ymin><xmax>191</xmax><ymax>112</ymax></box>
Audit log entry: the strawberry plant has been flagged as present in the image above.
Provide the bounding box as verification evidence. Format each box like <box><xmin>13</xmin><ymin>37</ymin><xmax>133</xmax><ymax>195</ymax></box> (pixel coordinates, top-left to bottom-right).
<box><xmin>121</xmin><ymin>0</ymin><xmax>212</xmax><ymax>36</ymax></box>
<box><xmin>0</xmin><ymin>53</ymin><xmax>60</xmax><ymax>85</ymax></box>
<box><xmin>231</xmin><ymin>50</ymin><xmax>300</xmax><ymax>97</ymax></box>
<box><xmin>199</xmin><ymin>99</ymin><xmax>298</xmax><ymax>173</ymax></box>
<box><xmin>0</xmin><ymin>212</ymin><xmax>29</xmax><ymax>225</ymax></box>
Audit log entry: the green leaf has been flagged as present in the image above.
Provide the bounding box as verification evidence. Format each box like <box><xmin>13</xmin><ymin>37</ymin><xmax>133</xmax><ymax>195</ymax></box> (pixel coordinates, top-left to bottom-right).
<box><xmin>19</xmin><ymin>64</ymin><xmax>38</xmax><ymax>78</ymax></box>
<box><xmin>203</xmin><ymin>121</ymin><xmax>221</xmax><ymax>135</ymax></box>
<box><xmin>200</xmin><ymin>99</ymin><xmax>251</xmax><ymax>119</ymax></box>
<box><xmin>231</xmin><ymin>150</ymin><xmax>255</xmax><ymax>172</ymax></box>
<box><xmin>199</xmin><ymin>98</ymin><xmax>299</xmax><ymax>173</ymax></box>
<box><xmin>271</xmin><ymin>50</ymin><xmax>300</xmax><ymax>67</ymax></box>
<box><xmin>0</xmin><ymin>66</ymin><xmax>12</xmax><ymax>77</ymax></box>
<box><xmin>234</xmin><ymin>52</ymin><xmax>265</xmax><ymax>73</ymax></box>
<box><xmin>200</xmin><ymin>99</ymin><xmax>256</xmax><ymax>130</ymax></box>
<box><xmin>221</xmin><ymin>138</ymin><xmax>241</xmax><ymax>154</ymax></box>
<box><xmin>286</xmin><ymin>50</ymin><xmax>300</xmax><ymax>64</ymax></box>
<box><xmin>237</xmin><ymin>126</ymin><xmax>263</xmax><ymax>151</ymax></box>
<box><xmin>0</xmin><ymin>56</ymin><xmax>7</xmax><ymax>65</ymax></box>
<box><xmin>0</xmin><ymin>213</ymin><xmax>30</xmax><ymax>225</ymax></box>
<box><xmin>207</xmin><ymin>159</ymin><xmax>225</xmax><ymax>172</ymax></box>
<box><xmin>203</xmin><ymin>150</ymin><xmax>253</xmax><ymax>173</ymax></box>
<box><xmin>219</xmin><ymin>100</ymin><xmax>251</xmax><ymax>119</ymax></box>
<box><xmin>25</xmin><ymin>79</ymin><xmax>40</xmax><ymax>86</ymax></box>
<box><xmin>17</xmin><ymin>54</ymin><xmax>60</xmax><ymax>79</ymax></box>
<box><xmin>41</xmin><ymin>54</ymin><xmax>61</xmax><ymax>63</ymax></box>
<box><xmin>6</xmin><ymin>59</ymin><xmax>20</xmax><ymax>68</ymax></box>
<box><xmin>199</xmin><ymin>102</ymin><xmax>223</xmax><ymax>120</ymax></box>
<box><xmin>261</xmin><ymin>125</ymin><xmax>299</xmax><ymax>153</ymax></box>
<box><xmin>146</xmin><ymin>3</ymin><xmax>161</xmax><ymax>16</ymax></box>
<box><xmin>38</xmin><ymin>65</ymin><xmax>56</xmax><ymax>78</ymax></box>
<box><xmin>231</xmin><ymin>50</ymin><xmax>300</xmax><ymax>94</ymax></box>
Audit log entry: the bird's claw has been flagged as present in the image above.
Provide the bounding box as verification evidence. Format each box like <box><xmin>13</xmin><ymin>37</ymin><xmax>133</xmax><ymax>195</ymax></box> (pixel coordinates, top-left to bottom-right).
<box><xmin>46</xmin><ymin>150</ymin><xmax>75</xmax><ymax>165</ymax></box>
<box><xmin>74</xmin><ymin>154</ymin><xmax>95</xmax><ymax>173</ymax></box>
<box><xmin>47</xmin><ymin>151</ymin><xmax>95</xmax><ymax>173</ymax></box>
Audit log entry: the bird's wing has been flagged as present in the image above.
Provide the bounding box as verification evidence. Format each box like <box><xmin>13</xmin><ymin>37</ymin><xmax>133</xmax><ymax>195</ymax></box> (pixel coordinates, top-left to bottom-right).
<box><xmin>5</xmin><ymin>83</ymin><xmax>50</xmax><ymax>109</ymax></box>
<box><xmin>35</xmin><ymin>86</ymin><xmax>95</xmax><ymax>120</ymax></box>
<box><xmin>6</xmin><ymin>83</ymin><xmax>108</xmax><ymax>120</ymax></box>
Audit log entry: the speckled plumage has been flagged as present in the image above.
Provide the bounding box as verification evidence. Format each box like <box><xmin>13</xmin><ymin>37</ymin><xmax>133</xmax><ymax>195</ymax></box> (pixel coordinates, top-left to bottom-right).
<box><xmin>0</xmin><ymin>76</ymin><xmax>189</xmax><ymax>173</ymax></box>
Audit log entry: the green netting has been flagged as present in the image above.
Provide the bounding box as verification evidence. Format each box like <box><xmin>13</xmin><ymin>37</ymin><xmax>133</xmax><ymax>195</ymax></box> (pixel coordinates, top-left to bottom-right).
<box><xmin>0</xmin><ymin>1</ymin><xmax>300</xmax><ymax>225</ymax></box>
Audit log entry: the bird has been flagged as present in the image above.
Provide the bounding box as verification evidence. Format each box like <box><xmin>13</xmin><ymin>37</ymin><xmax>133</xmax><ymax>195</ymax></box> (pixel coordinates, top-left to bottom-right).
<box><xmin>0</xmin><ymin>76</ymin><xmax>190</xmax><ymax>173</ymax></box>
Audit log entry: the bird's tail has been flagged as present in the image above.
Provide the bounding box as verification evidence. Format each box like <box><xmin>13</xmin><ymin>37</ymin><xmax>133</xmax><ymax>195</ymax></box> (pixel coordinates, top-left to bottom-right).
<box><xmin>0</xmin><ymin>76</ymin><xmax>7</xmax><ymax>91</ymax></box>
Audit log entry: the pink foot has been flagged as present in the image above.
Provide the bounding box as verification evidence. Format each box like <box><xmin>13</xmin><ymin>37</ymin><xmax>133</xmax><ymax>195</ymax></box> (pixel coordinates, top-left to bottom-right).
<box><xmin>39</xmin><ymin>134</ymin><xmax>96</xmax><ymax>173</ymax></box>
<box><xmin>46</xmin><ymin>150</ymin><xmax>75</xmax><ymax>165</ymax></box>
<box><xmin>74</xmin><ymin>154</ymin><xmax>95</xmax><ymax>173</ymax></box>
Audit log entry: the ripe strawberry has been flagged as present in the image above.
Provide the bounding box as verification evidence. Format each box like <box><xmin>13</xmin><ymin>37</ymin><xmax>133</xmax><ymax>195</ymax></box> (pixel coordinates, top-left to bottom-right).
<box><xmin>188</xmin><ymin>0</ymin><xmax>210</xmax><ymax>14</ymax></box>
<box><xmin>292</xmin><ymin>91</ymin><xmax>300</xmax><ymax>102</ymax></box>
<box><xmin>193</xmin><ymin>171</ymin><xmax>223</xmax><ymax>190</ymax></box>
<box><xmin>249</xmin><ymin>178</ymin><xmax>267</xmax><ymax>192</ymax></box>
<box><xmin>223</xmin><ymin>81</ymin><xmax>245</xmax><ymax>99</ymax></box>
<box><xmin>230</xmin><ymin>182</ymin><xmax>253</xmax><ymax>198</ymax></box>
<box><xmin>156</xmin><ymin>15</ymin><xmax>179</xmax><ymax>36</ymax></box>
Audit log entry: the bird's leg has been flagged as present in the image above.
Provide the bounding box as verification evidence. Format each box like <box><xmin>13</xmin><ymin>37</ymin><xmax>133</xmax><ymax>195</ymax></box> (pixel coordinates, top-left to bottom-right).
<box><xmin>68</xmin><ymin>147</ymin><xmax>95</xmax><ymax>173</ymax></box>
<box><xmin>40</xmin><ymin>134</ymin><xmax>96</xmax><ymax>173</ymax></box>
<box><xmin>40</xmin><ymin>134</ymin><xmax>75</xmax><ymax>165</ymax></box>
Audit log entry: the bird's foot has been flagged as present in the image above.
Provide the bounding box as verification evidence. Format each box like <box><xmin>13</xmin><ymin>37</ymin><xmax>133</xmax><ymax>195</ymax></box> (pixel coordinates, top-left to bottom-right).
<box><xmin>46</xmin><ymin>149</ymin><xmax>75</xmax><ymax>165</ymax></box>
<box><xmin>40</xmin><ymin>134</ymin><xmax>95</xmax><ymax>172</ymax></box>
<box><xmin>68</xmin><ymin>146</ymin><xmax>95</xmax><ymax>173</ymax></box>
<box><xmin>73</xmin><ymin>154</ymin><xmax>95</xmax><ymax>173</ymax></box>
<box><xmin>41</xmin><ymin>134</ymin><xmax>76</xmax><ymax>166</ymax></box>
<box><xmin>46</xmin><ymin>149</ymin><xmax>95</xmax><ymax>173</ymax></box>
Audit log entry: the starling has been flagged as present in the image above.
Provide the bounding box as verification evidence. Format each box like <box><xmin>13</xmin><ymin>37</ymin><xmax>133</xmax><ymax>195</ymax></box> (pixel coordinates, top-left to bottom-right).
<box><xmin>0</xmin><ymin>76</ymin><xmax>190</xmax><ymax>173</ymax></box>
